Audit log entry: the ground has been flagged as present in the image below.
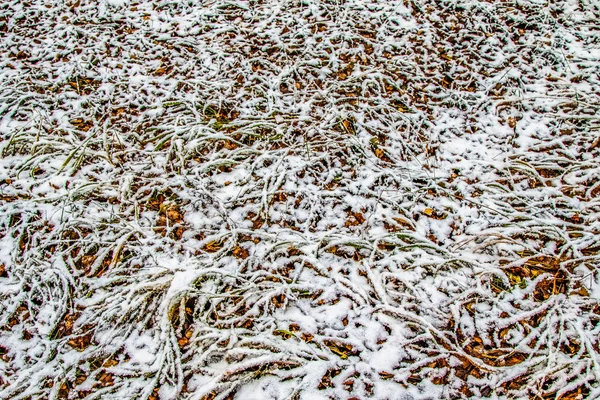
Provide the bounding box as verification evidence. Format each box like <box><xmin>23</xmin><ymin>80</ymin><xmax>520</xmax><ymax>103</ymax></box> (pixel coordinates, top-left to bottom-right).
<box><xmin>1</xmin><ymin>0</ymin><xmax>600</xmax><ymax>399</ymax></box>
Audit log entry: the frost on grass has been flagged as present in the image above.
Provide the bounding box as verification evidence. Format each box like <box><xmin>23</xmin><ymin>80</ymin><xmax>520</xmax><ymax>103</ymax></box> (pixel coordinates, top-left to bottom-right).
<box><xmin>1</xmin><ymin>0</ymin><xmax>600</xmax><ymax>399</ymax></box>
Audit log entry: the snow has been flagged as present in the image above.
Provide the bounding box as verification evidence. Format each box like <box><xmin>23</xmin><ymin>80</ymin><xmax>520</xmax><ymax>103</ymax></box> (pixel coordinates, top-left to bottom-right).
<box><xmin>1</xmin><ymin>0</ymin><xmax>600</xmax><ymax>398</ymax></box>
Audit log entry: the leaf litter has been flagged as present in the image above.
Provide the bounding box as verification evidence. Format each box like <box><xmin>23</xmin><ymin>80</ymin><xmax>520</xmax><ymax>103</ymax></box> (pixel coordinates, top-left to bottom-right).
<box><xmin>1</xmin><ymin>0</ymin><xmax>600</xmax><ymax>399</ymax></box>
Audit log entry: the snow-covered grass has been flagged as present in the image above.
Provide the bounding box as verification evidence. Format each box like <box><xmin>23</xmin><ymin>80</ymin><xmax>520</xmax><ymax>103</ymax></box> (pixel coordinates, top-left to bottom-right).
<box><xmin>1</xmin><ymin>0</ymin><xmax>599</xmax><ymax>398</ymax></box>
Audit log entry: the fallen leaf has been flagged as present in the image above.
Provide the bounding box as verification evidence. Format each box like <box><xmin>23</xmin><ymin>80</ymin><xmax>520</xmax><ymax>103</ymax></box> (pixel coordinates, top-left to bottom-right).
<box><xmin>323</xmin><ymin>339</ymin><xmax>358</xmax><ymax>359</ymax></box>
<box><xmin>379</xmin><ymin>371</ymin><xmax>394</xmax><ymax>380</ymax></box>
<box><xmin>301</xmin><ymin>332</ymin><xmax>314</xmax><ymax>343</ymax></box>
<box><xmin>203</xmin><ymin>240</ymin><xmax>224</xmax><ymax>253</ymax></box>
<box><xmin>232</xmin><ymin>245</ymin><xmax>249</xmax><ymax>259</ymax></box>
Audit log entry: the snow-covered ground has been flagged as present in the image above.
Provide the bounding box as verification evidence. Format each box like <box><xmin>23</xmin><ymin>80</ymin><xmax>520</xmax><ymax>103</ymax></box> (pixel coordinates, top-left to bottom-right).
<box><xmin>1</xmin><ymin>0</ymin><xmax>600</xmax><ymax>398</ymax></box>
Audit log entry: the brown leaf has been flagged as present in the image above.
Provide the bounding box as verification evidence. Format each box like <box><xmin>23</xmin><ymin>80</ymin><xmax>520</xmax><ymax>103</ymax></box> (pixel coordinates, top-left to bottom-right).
<box><xmin>570</xmin><ymin>285</ymin><xmax>589</xmax><ymax>297</ymax></box>
<box><xmin>0</xmin><ymin>346</ymin><xmax>8</xmax><ymax>363</ymax></box>
<box><xmin>345</xmin><ymin>211</ymin><xmax>365</xmax><ymax>227</ymax></box>
<box><xmin>149</xmin><ymin>388</ymin><xmax>161</xmax><ymax>400</ymax></box>
<box><xmin>343</xmin><ymin>379</ymin><xmax>355</xmax><ymax>392</ymax></box>
<box><xmin>95</xmin><ymin>371</ymin><xmax>114</xmax><ymax>387</ymax></box>
<box><xmin>80</xmin><ymin>255</ymin><xmax>97</xmax><ymax>272</ymax></box>
<box><xmin>272</xmin><ymin>192</ymin><xmax>288</xmax><ymax>203</ymax></box>
<box><xmin>288</xmin><ymin>323</ymin><xmax>300</xmax><ymax>332</ymax></box>
<box><xmin>379</xmin><ymin>371</ymin><xmax>394</xmax><ymax>380</ymax></box>
<box><xmin>74</xmin><ymin>373</ymin><xmax>87</xmax><ymax>385</ymax></box>
<box><xmin>55</xmin><ymin>312</ymin><xmax>81</xmax><ymax>339</ymax></box>
<box><xmin>323</xmin><ymin>339</ymin><xmax>358</xmax><ymax>359</ymax></box>
<box><xmin>384</xmin><ymin>217</ymin><xmax>414</xmax><ymax>232</ymax></box>
<box><xmin>58</xmin><ymin>382</ymin><xmax>70</xmax><ymax>398</ymax></box>
<box><xmin>423</xmin><ymin>207</ymin><xmax>446</xmax><ymax>219</ymax></box>
<box><xmin>252</xmin><ymin>217</ymin><xmax>264</xmax><ymax>229</ymax></box>
<box><xmin>231</xmin><ymin>245</ymin><xmax>249</xmax><ymax>259</ymax></box>
<box><xmin>69</xmin><ymin>119</ymin><xmax>93</xmax><ymax>132</ymax></box>
<box><xmin>301</xmin><ymin>332</ymin><xmax>314</xmax><ymax>343</ymax></box>
<box><xmin>67</xmin><ymin>331</ymin><xmax>94</xmax><ymax>352</ymax></box>
<box><xmin>166</xmin><ymin>207</ymin><xmax>184</xmax><ymax>223</ymax></box>
<box><xmin>588</xmin><ymin>135</ymin><xmax>600</xmax><ymax>151</ymax></box>
<box><xmin>271</xmin><ymin>293</ymin><xmax>286</xmax><ymax>308</ymax></box>
<box><xmin>557</xmin><ymin>386</ymin><xmax>585</xmax><ymax>400</ymax></box>
<box><xmin>236</xmin><ymin>318</ymin><xmax>254</xmax><ymax>329</ymax></box>
<box><xmin>318</xmin><ymin>368</ymin><xmax>341</xmax><ymax>389</ymax></box>
<box><xmin>203</xmin><ymin>240</ymin><xmax>224</xmax><ymax>253</ymax></box>
<box><xmin>339</xmin><ymin>118</ymin><xmax>355</xmax><ymax>134</ymax></box>
<box><xmin>377</xmin><ymin>242</ymin><xmax>396</xmax><ymax>251</ymax></box>
<box><xmin>103</xmin><ymin>358</ymin><xmax>119</xmax><ymax>368</ymax></box>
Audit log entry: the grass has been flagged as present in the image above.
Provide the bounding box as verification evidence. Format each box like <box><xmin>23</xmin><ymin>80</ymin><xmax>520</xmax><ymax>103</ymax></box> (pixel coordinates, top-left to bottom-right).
<box><xmin>1</xmin><ymin>0</ymin><xmax>600</xmax><ymax>399</ymax></box>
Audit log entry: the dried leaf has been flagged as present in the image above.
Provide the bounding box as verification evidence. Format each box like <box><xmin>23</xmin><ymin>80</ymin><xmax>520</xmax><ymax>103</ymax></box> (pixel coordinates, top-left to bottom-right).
<box><xmin>232</xmin><ymin>245</ymin><xmax>249</xmax><ymax>259</ymax></box>
<box><xmin>301</xmin><ymin>332</ymin><xmax>314</xmax><ymax>343</ymax></box>
<box><xmin>379</xmin><ymin>371</ymin><xmax>394</xmax><ymax>380</ymax></box>
<box><xmin>323</xmin><ymin>339</ymin><xmax>358</xmax><ymax>359</ymax></box>
<box><xmin>67</xmin><ymin>330</ymin><xmax>94</xmax><ymax>352</ymax></box>
<box><xmin>203</xmin><ymin>240</ymin><xmax>224</xmax><ymax>253</ymax></box>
